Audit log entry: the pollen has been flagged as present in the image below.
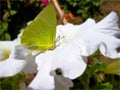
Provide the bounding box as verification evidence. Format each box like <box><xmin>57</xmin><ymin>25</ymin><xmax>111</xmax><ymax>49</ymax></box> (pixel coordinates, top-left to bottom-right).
<box><xmin>0</xmin><ymin>47</ymin><xmax>10</xmax><ymax>61</ymax></box>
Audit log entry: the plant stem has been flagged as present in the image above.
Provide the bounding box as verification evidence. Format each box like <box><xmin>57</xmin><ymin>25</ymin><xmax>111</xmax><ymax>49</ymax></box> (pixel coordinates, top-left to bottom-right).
<box><xmin>51</xmin><ymin>0</ymin><xmax>67</xmax><ymax>24</ymax></box>
<box><xmin>84</xmin><ymin>79</ymin><xmax>89</xmax><ymax>90</ymax></box>
<box><xmin>80</xmin><ymin>78</ymin><xmax>89</xmax><ymax>90</ymax></box>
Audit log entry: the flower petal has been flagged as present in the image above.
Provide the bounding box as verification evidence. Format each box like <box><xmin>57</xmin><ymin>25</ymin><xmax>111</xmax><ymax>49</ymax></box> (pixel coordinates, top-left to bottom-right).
<box><xmin>56</xmin><ymin>11</ymin><xmax>120</xmax><ymax>59</ymax></box>
<box><xmin>10</xmin><ymin>45</ymin><xmax>37</xmax><ymax>73</ymax></box>
<box><xmin>9</xmin><ymin>45</ymin><xmax>32</xmax><ymax>59</ymax></box>
<box><xmin>52</xmin><ymin>45</ymin><xmax>87</xmax><ymax>79</ymax></box>
<box><xmin>0</xmin><ymin>41</ymin><xmax>14</xmax><ymax>51</ymax></box>
<box><xmin>36</xmin><ymin>43</ymin><xmax>87</xmax><ymax>79</ymax></box>
<box><xmin>91</xmin><ymin>11</ymin><xmax>120</xmax><ymax>36</ymax></box>
<box><xmin>0</xmin><ymin>41</ymin><xmax>15</xmax><ymax>61</ymax></box>
<box><xmin>28</xmin><ymin>68</ymin><xmax>54</xmax><ymax>90</ymax></box>
<box><xmin>29</xmin><ymin>51</ymin><xmax>55</xmax><ymax>90</ymax></box>
<box><xmin>22</xmin><ymin>56</ymin><xmax>37</xmax><ymax>73</ymax></box>
<box><xmin>99</xmin><ymin>37</ymin><xmax>120</xmax><ymax>58</ymax></box>
<box><xmin>29</xmin><ymin>51</ymin><xmax>55</xmax><ymax>89</ymax></box>
<box><xmin>73</xmin><ymin>30</ymin><xmax>120</xmax><ymax>58</ymax></box>
<box><xmin>0</xmin><ymin>59</ymin><xmax>26</xmax><ymax>78</ymax></box>
<box><xmin>33</xmin><ymin>40</ymin><xmax>87</xmax><ymax>89</ymax></box>
<box><xmin>56</xmin><ymin>18</ymin><xmax>96</xmax><ymax>42</ymax></box>
<box><xmin>51</xmin><ymin>72</ymin><xmax>73</xmax><ymax>90</ymax></box>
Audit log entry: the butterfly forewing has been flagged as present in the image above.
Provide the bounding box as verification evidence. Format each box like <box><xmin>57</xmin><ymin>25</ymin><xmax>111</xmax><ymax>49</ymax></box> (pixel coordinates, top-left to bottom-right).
<box><xmin>21</xmin><ymin>3</ymin><xmax>56</xmax><ymax>50</ymax></box>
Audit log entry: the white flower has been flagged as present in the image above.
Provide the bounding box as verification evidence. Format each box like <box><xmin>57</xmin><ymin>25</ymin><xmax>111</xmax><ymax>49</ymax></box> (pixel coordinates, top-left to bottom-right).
<box><xmin>76</xmin><ymin>11</ymin><xmax>120</xmax><ymax>58</ymax></box>
<box><xmin>0</xmin><ymin>40</ymin><xmax>26</xmax><ymax>77</ymax></box>
<box><xmin>0</xmin><ymin>34</ymin><xmax>37</xmax><ymax>78</ymax></box>
<box><xmin>28</xmin><ymin>11</ymin><xmax>120</xmax><ymax>90</ymax></box>
<box><xmin>57</xmin><ymin>11</ymin><xmax>120</xmax><ymax>58</ymax></box>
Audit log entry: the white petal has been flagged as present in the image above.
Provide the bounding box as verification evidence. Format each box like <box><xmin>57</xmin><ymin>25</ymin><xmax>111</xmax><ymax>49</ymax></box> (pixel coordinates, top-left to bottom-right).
<box><xmin>10</xmin><ymin>45</ymin><xmax>37</xmax><ymax>73</ymax></box>
<box><xmin>56</xmin><ymin>18</ymin><xmax>96</xmax><ymax>42</ymax></box>
<box><xmin>56</xmin><ymin>23</ymin><xmax>77</xmax><ymax>42</ymax></box>
<box><xmin>92</xmin><ymin>11</ymin><xmax>120</xmax><ymax>36</ymax></box>
<box><xmin>74</xmin><ymin>30</ymin><xmax>120</xmax><ymax>58</ymax></box>
<box><xmin>99</xmin><ymin>37</ymin><xmax>120</xmax><ymax>58</ymax></box>
<box><xmin>52</xmin><ymin>72</ymin><xmax>73</xmax><ymax>90</ymax></box>
<box><xmin>61</xmin><ymin>11</ymin><xmax>120</xmax><ymax>58</ymax></box>
<box><xmin>22</xmin><ymin>56</ymin><xmax>37</xmax><ymax>73</ymax></box>
<box><xmin>0</xmin><ymin>41</ymin><xmax>14</xmax><ymax>51</ymax></box>
<box><xmin>9</xmin><ymin>45</ymin><xmax>32</xmax><ymax>59</ymax></box>
<box><xmin>74</xmin><ymin>18</ymin><xmax>96</xmax><ymax>30</ymax></box>
<box><xmin>33</xmin><ymin>42</ymin><xmax>87</xmax><ymax>89</ymax></box>
<box><xmin>51</xmin><ymin>45</ymin><xmax>87</xmax><ymax>79</ymax></box>
<box><xmin>0</xmin><ymin>59</ymin><xmax>26</xmax><ymax>78</ymax></box>
<box><xmin>0</xmin><ymin>47</ymin><xmax>10</xmax><ymax>61</ymax></box>
<box><xmin>0</xmin><ymin>40</ymin><xmax>20</xmax><ymax>61</ymax></box>
<box><xmin>0</xmin><ymin>41</ymin><xmax>14</xmax><ymax>61</ymax></box>
<box><xmin>29</xmin><ymin>52</ymin><xmax>54</xmax><ymax>90</ymax></box>
<box><xmin>36</xmin><ymin>44</ymin><xmax>87</xmax><ymax>79</ymax></box>
<box><xmin>29</xmin><ymin>51</ymin><xmax>55</xmax><ymax>90</ymax></box>
<box><xmin>28</xmin><ymin>69</ymin><xmax>54</xmax><ymax>90</ymax></box>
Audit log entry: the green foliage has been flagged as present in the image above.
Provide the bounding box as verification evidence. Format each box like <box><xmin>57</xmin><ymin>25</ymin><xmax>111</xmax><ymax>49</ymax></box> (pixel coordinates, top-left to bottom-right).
<box><xmin>105</xmin><ymin>75</ymin><xmax>120</xmax><ymax>90</ymax></box>
<box><xmin>0</xmin><ymin>21</ymin><xmax>11</xmax><ymax>40</ymax></box>
<box><xmin>1</xmin><ymin>0</ymin><xmax>42</xmax><ymax>40</ymax></box>
<box><xmin>59</xmin><ymin>0</ymin><xmax>101</xmax><ymax>20</ymax></box>
<box><xmin>91</xmin><ymin>82</ymin><xmax>113</xmax><ymax>90</ymax></box>
<box><xmin>105</xmin><ymin>59</ymin><xmax>120</xmax><ymax>75</ymax></box>
<box><xmin>21</xmin><ymin>3</ymin><xmax>56</xmax><ymax>51</ymax></box>
<box><xmin>10</xmin><ymin>10</ymin><xmax>17</xmax><ymax>16</ymax></box>
<box><xmin>0</xmin><ymin>74</ymin><xmax>24</xmax><ymax>90</ymax></box>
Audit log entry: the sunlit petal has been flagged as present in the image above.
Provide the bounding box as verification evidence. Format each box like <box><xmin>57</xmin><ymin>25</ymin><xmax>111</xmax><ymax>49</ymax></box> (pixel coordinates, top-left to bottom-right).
<box><xmin>28</xmin><ymin>68</ymin><xmax>54</xmax><ymax>90</ymax></box>
<box><xmin>72</xmin><ymin>30</ymin><xmax>120</xmax><ymax>58</ymax></box>
<box><xmin>51</xmin><ymin>71</ymin><xmax>73</xmax><ymax>90</ymax></box>
<box><xmin>91</xmin><ymin>11</ymin><xmax>120</xmax><ymax>36</ymax></box>
<box><xmin>0</xmin><ymin>41</ymin><xmax>14</xmax><ymax>51</ymax></box>
<box><xmin>52</xmin><ymin>44</ymin><xmax>87</xmax><ymax>79</ymax></box>
<box><xmin>10</xmin><ymin>45</ymin><xmax>37</xmax><ymax>73</ymax></box>
<box><xmin>0</xmin><ymin>58</ymin><xmax>26</xmax><ymax>78</ymax></box>
<box><xmin>56</xmin><ymin>18</ymin><xmax>96</xmax><ymax>42</ymax></box>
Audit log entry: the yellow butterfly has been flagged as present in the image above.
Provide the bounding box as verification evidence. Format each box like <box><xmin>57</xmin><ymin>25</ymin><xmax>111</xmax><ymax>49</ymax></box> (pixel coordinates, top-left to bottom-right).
<box><xmin>21</xmin><ymin>3</ymin><xmax>56</xmax><ymax>51</ymax></box>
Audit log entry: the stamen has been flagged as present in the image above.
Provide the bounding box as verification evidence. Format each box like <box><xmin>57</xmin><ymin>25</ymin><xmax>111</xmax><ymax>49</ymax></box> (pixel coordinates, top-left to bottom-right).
<box><xmin>0</xmin><ymin>47</ymin><xmax>10</xmax><ymax>61</ymax></box>
<box><xmin>55</xmin><ymin>35</ymin><xmax>65</xmax><ymax>48</ymax></box>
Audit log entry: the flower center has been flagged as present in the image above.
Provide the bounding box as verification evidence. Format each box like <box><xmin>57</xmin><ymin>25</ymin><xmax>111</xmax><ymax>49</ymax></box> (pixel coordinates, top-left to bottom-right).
<box><xmin>0</xmin><ymin>47</ymin><xmax>10</xmax><ymax>61</ymax></box>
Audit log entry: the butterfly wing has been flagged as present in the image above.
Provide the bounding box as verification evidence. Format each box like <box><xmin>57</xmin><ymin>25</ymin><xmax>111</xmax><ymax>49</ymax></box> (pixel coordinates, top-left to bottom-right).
<box><xmin>21</xmin><ymin>3</ymin><xmax>56</xmax><ymax>50</ymax></box>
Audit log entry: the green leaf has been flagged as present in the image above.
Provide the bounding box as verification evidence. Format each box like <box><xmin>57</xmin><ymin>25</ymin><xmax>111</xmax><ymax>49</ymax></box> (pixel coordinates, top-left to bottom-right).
<box><xmin>10</xmin><ymin>10</ymin><xmax>17</xmax><ymax>15</ymax></box>
<box><xmin>0</xmin><ymin>21</ymin><xmax>8</xmax><ymax>34</ymax></box>
<box><xmin>21</xmin><ymin>3</ymin><xmax>56</xmax><ymax>50</ymax></box>
<box><xmin>91</xmin><ymin>82</ymin><xmax>113</xmax><ymax>90</ymax></box>
<box><xmin>0</xmin><ymin>74</ymin><xmax>23</xmax><ymax>90</ymax></box>
<box><xmin>105</xmin><ymin>59</ymin><xmax>120</xmax><ymax>76</ymax></box>
<box><xmin>87</xmin><ymin>63</ymin><xmax>107</xmax><ymax>78</ymax></box>
<box><xmin>4</xmin><ymin>33</ymin><xmax>11</xmax><ymax>40</ymax></box>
